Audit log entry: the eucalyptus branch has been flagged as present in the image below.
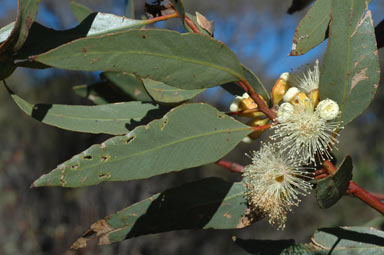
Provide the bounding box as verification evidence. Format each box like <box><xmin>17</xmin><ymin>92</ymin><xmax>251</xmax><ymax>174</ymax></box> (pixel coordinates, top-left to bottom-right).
<box><xmin>323</xmin><ymin>160</ymin><xmax>384</xmax><ymax>214</ymax></box>
<box><xmin>183</xmin><ymin>16</ymin><xmax>277</xmax><ymax>121</ymax></box>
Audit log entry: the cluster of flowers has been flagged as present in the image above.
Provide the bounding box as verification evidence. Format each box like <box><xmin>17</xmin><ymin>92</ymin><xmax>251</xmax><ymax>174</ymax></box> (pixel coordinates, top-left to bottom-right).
<box><xmin>230</xmin><ymin>60</ymin><xmax>342</xmax><ymax>229</ymax></box>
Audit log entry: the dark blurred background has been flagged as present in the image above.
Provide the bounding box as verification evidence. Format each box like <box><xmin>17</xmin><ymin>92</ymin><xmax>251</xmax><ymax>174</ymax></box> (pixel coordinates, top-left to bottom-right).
<box><xmin>0</xmin><ymin>0</ymin><xmax>384</xmax><ymax>254</ymax></box>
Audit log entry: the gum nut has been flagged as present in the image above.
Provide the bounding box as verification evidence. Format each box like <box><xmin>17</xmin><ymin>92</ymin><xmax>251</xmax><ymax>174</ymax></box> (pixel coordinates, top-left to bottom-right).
<box><xmin>283</xmin><ymin>87</ymin><xmax>300</xmax><ymax>102</ymax></box>
<box><xmin>242</xmin><ymin>92</ymin><xmax>250</xmax><ymax>99</ymax></box>
<box><xmin>229</xmin><ymin>97</ymin><xmax>242</xmax><ymax>112</ymax></box>
<box><xmin>277</xmin><ymin>103</ymin><xmax>294</xmax><ymax>123</ymax></box>
<box><xmin>316</xmin><ymin>99</ymin><xmax>339</xmax><ymax>120</ymax></box>
<box><xmin>280</xmin><ymin>72</ymin><xmax>290</xmax><ymax>81</ymax></box>
<box><xmin>242</xmin><ymin>136</ymin><xmax>252</xmax><ymax>144</ymax></box>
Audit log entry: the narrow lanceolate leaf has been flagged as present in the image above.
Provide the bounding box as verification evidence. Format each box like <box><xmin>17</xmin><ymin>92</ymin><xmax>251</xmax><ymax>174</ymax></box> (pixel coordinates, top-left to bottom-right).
<box><xmin>316</xmin><ymin>156</ymin><xmax>353</xmax><ymax>209</ymax></box>
<box><xmin>0</xmin><ymin>0</ymin><xmax>40</xmax><ymax>55</ymax></box>
<box><xmin>102</xmin><ymin>72</ymin><xmax>152</xmax><ymax>102</ymax></box>
<box><xmin>70</xmin><ymin>0</ymin><xmax>92</xmax><ymax>23</ymax></box>
<box><xmin>290</xmin><ymin>0</ymin><xmax>331</xmax><ymax>56</ymax></box>
<box><xmin>311</xmin><ymin>227</ymin><xmax>384</xmax><ymax>254</ymax></box>
<box><xmin>142</xmin><ymin>78</ymin><xmax>205</xmax><ymax>103</ymax></box>
<box><xmin>320</xmin><ymin>2</ymin><xmax>380</xmax><ymax>125</ymax></box>
<box><xmin>17</xmin><ymin>13</ymin><xmax>152</xmax><ymax>59</ymax></box>
<box><xmin>11</xmin><ymin>93</ymin><xmax>160</xmax><ymax>135</ymax></box>
<box><xmin>33</xmin><ymin>29</ymin><xmax>245</xmax><ymax>90</ymax></box>
<box><xmin>33</xmin><ymin>103</ymin><xmax>252</xmax><ymax>187</ymax></box>
<box><xmin>71</xmin><ymin>178</ymin><xmax>257</xmax><ymax>249</ymax></box>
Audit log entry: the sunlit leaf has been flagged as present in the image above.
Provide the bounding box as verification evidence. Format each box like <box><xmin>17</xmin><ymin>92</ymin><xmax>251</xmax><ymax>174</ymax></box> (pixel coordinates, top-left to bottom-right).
<box><xmin>32</xmin><ymin>103</ymin><xmax>252</xmax><ymax>187</ymax></box>
<box><xmin>33</xmin><ymin>29</ymin><xmax>244</xmax><ymax>89</ymax></box>
<box><xmin>0</xmin><ymin>22</ymin><xmax>15</xmax><ymax>45</ymax></box>
<box><xmin>16</xmin><ymin>13</ymin><xmax>153</xmax><ymax>59</ymax></box>
<box><xmin>10</xmin><ymin>91</ymin><xmax>160</xmax><ymax>135</ymax></box>
<box><xmin>320</xmin><ymin>2</ymin><xmax>380</xmax><ymax>125</ymax></box>
<box><xmin>316</xmin><ymin>156</ymin><xmax>353</xmax><ymax>209</ymax></box>
<box><xmin>71</xmin><ymin>178</ymin><xmax>257</xmax><ymax>248</ymax></box>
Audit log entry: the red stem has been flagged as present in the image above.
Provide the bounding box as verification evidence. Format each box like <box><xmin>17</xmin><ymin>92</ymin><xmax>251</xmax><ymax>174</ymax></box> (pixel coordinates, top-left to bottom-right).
<box><xmin>348</xmin><ymin>181</ymin><xmax>384</xmax><ymax>214</ymax></box>
<box><xmin>148</xmin><ymin>12</ymin><xmax>179</xmax><ymax>22</ymax></box>
<box><xmin>238</xmin><ymin>80</ymin><xmax>277</xmax><ymax>120</ymax></box>
<box><xmin>252</xmin><ymin>123</ymin><xmax>272</xmax><ymax>131</ymax></box>
<box><xmin>227</xmin><ymin>109</ymin><xmax>258</xmax><ymax>116</ymax></box>
<box><xmin>216</xmin><ymin>160</ymin><xmax>244</xmax><ymax>174</ymax></box>
<box><xmin>369</xmin><ymin>192</ymin><xmax>384</xmax><ymax>201</ymax></box>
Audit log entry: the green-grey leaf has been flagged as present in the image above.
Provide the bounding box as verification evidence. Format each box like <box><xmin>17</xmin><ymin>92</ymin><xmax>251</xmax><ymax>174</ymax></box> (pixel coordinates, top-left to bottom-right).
<box><xmin>72</xmin><ymin>81</ymin><xmax>133</xmax><ymax>105</ymax></box>
<box><xmin>33</xmin><ymin>29</ymin><xmax>245</xmax><ymax>89</ymax></box>
<box><xmin>10</xmin><ymin>92</ymin><xmax>160</xmax><ymax>135</ymax></box>
<box><xmin>315</xmin><ymin>156</ymin><xmax>353</xmax><ymax>209</ymax></box>
<box><xmin>0</xmin><ymin>0</ymin><xmax>40</xmax><ymax>55</ymax></box>
<box><xmin>70</xmin><ymin>0</ymin><xmax>92</xmax><ymax>23</ymax></box>
<box><xmin>311</xmin><ymin>227</ymin><xmax>384</xmax><ymax>254</ymax></box>
<box><xmin>320</xmin><ymin>3</ymin><xmax>380</xmax><ymax>125</ymax></box>
<box><xmin>17</xmin><ymin>13</ymin><xmax>153</xmax><ymax>59</ymax></box>
<box><xmin>32</xmin><ymin>103</ymin><xmax>252</xmax><ymax>187</ymax></box>
<box><xmin>290</xmin><ymin>0</ymin><xmax>331</xmax><ymax>56</ymax></box>
<box><xmin>102</xmin><ymin>72</ymin><xmax>152</xmax><ymax>101</ymax></box>
<box><xmin>71</xmin><ymin>178</ymin><xmax>257</xmax><ymax>248</ymax></box>
<box><xmin>143</xmin><ymin>78</ymin><xmax>204</xmax><ymax>103</ymax></box>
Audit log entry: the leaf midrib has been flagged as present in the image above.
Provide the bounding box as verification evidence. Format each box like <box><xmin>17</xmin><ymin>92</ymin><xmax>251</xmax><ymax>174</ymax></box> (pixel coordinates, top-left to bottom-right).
<box><xmin>43</xmin><ymin>50</ymin><xmax>244</xmax><ymax>81</ymax></box>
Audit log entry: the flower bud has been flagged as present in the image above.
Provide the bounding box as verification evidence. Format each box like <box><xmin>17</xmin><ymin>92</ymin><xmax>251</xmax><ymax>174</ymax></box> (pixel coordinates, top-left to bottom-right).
<box><xmin>272</xmin><ymin>72</ymin><xmax>291</xmax><ymax>106</ymax></box>
<box><xmin>243</xmin><ymin>118</ymin><xmax>270</xmax><ymax>142</ymax></box>
<box><xmin>308</xmin><ymin>89</ymin><xmax>320</xmax><ymax>111</ymax></box>
<box><xmin>229</xmin><ymin>96</ymin><xmax>242</xmax><ymax>112</ymax></box>
<box><xmin>283</xmin><ymin>87</ymin><xmax>300</xmax><ymax>102</ymax></box>
<box><xmin>316</xmin><ymin>99</ymin><xmax>339</xmax><ymax>120</ymax></box>
<box><xmin>290</xmin><ymin>92</ymin><xmax>310</xmax><ymax>108</ymax></box>
<box><xmin>277</xmin><ymin>103</ymin><xmax>294</xmax><ymax>123</ymax></box>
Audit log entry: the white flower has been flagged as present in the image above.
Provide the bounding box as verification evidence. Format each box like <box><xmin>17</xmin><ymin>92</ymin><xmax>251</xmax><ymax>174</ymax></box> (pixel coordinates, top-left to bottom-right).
<box><xmin>288</xmin><ymin>59</ymin><xmax>320</xmax><ymax>93</ymax></box>
<box><xmin>272</xmin><ymin>100</ymin><xmax>340</xmax><ymax>164</ymax></box>
<box><xmin>243</xmin><ymin>143</ymin><xmax>313</xmax><ymax>229</ymax></box>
